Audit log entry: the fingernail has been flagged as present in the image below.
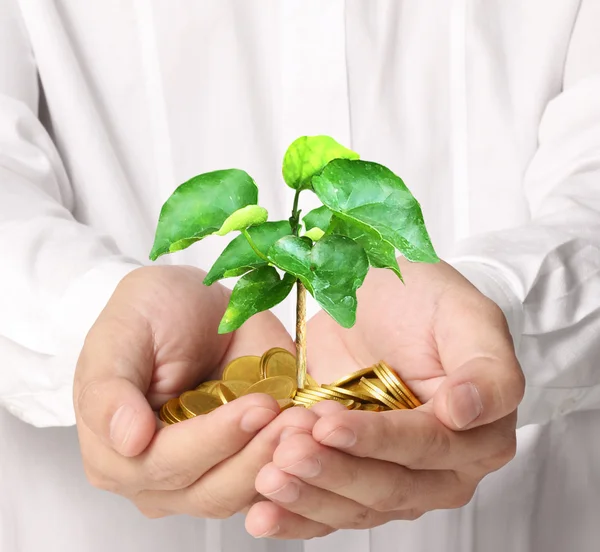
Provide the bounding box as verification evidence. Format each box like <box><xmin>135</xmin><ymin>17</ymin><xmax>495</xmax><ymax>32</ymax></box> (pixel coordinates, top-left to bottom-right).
<box><xmin>320</xmin><ymin>427</ymin><xmax>356</xmax><ymax>448</ymax></box>
<box><xmin>254</xmin><ymin>524</ymin><xmax>280</xmax><ymax>538</ymax></box>
<box><xmin>282</xmin><ymin>457</ymin><xmax>321</xmax><ymax>478</ymax></box>
<box><xmin>264</xmin><ymin>481</ymin><xmax>300</xmax><ymax>503</ymax></box>
<box><xmin>279</xmin><ymin>427</ymin><xmax>309</xmax><ymax>443</ymax></box>
<box><xmin>449</xmin><ymin>383</ymin><xmax>483</xmax><ymax>428</ymax></box>
<box><xmin>241</xmin><ymin>407</ymin><xmax>277</xmax><ymax>433</ymax></box>
<box><xmin>110</xmin><ymin>405</ymin><xmax>136</xmax><ymax>448</ymax></box>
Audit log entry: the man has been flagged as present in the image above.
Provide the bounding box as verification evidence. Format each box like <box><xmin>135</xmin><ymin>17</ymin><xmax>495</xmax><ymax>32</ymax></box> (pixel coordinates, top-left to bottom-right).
<box><xmin>1</xmin><ymin>1</ymin><xmax>599</xmax><ymax>551</ymax></box>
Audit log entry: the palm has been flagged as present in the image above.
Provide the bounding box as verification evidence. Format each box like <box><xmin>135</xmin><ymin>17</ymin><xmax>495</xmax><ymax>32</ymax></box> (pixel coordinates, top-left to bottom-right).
<box><xmin>307</xmin><ymin>260</ymin><xmax>473</xmax><ymax>404</ymax></box>
<box><xmin>118</xmin><ymin>266</ymin><xmax>294</xmax><ymax>410</ymax></box>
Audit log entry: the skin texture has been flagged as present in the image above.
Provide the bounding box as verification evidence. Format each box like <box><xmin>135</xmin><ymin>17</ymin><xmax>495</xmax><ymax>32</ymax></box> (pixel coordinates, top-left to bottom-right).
<box><xmin>73</xmin><ymin>261</ymin><xmax>524</xmax><ymax>538</ymax></box>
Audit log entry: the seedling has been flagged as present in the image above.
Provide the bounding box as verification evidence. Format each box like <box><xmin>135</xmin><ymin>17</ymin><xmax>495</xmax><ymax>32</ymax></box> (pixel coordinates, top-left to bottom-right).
<box><xmin>150</xmin><ymin>136</ymin><xmax>438</xmax><ymax>388</ymax></box>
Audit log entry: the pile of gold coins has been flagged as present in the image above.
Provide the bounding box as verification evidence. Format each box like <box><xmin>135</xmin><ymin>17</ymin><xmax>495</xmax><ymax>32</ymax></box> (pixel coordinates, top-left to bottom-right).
<box><xmin>159</xmin><ymin>347</ymin><xmax>422</xmax><ymax>425</ymax></box>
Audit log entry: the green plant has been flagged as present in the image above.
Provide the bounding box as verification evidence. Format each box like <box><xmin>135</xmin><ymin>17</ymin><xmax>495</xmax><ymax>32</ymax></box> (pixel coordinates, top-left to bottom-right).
<box><xmin>149</xmin><ymin>136</ymin><xmax>438</xmax><ymax>387</ymax></box>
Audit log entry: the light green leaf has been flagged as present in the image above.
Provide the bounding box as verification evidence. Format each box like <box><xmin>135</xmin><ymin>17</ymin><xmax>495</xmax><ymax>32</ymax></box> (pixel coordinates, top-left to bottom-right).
<box><xmin>330</xmin><ymin>218</ymin><xmax>402</xmax><ymax>279</ymax></box>
<box><xmin>303</xmin><ymin>205</ymin><xmax>333</xmax><ymax>232</ymax></box>
<box><xmin>216</xmin><ymin>205</ymin><xmax>268</xmax><ymax>236</ymax></box>
<box><xmin>150</xmin><ymin>169</ymin><xmax>258</xmax><ymax>260</ymax></box>
<box><xmin>304</xmin><ymin>227</ymin><xmax>325</xmax><ymax>241</ymax></box>
<box><xmin>218</xmin><ymin>268</ymin><xmax>296</xmax><ymax>333</ymax></box>
<box><xmin>282</xmin><ymin>136</ymin><xmax>359</xmax><ymax>190</ymax></box>
<box><xmin>312</xmin><ymin>160</ymin><xmax>439</xmax><ymax>263</ymax></box>
<box><xmin>204</xmin><ymin>221</ymin><xmax>292</xmax><ymax>285</ymax></box>
<box><xmin>268</xmin><ymin>235</ymin><xmax>369</xmax><ymax>328</ymax></box>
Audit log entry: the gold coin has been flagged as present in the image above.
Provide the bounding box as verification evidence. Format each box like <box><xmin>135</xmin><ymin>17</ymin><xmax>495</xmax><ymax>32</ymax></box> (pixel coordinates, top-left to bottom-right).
<box><xmin>164</xmin><ymin>398</ymin><xmax>188</xmax><ymax>422</ymax></box>
<box><xmin>297</xmin><ymin>389</ymin><xmax>355</xmax><ymax>406</ymax></box>
<box><xmin>292</xmin><ymin>400</ymin><xmax>310</xmax><ymax>408</ymax></box>
<box><xmin>306</xmin><ymin>373</ymin><xmax>319</xmax><ymax>387</ymax></box>
<box><xmin>358</xmin><ymin>378</ymin><xmax>407</xmax><ymax>410</ymax></box>
<box><xmin>373</xmin><ymin>365</ymin><xmax>412</xmax><ymax>408</ymax></box>
<box><xmin>361</xmin><ymin>403</ymin><xmax>386</xmax><ymax>412</ymax></box>
<box><xmin>364</xmin><ymin>378</ymin><xmax>388</xmax><ymax>392</ymax></box>
<box><xmin>263</xmin><ymin>348</ymin><xmax>297</xmax><ymax>380</ymax></box>
<box><xmin>338</xmin><ymin>399</ymin><xmax>356</xmax><ymax>409</ymax></box>
<box><xmin>243</xmin><ymin>375</ymin><xmax>297</xmax><ymax>400</ymax></box>
<box><xmin>329</xmin><ymin>367</ymin><xmax>375</xmax><ymax>388</ymax></box>
<box><xmin>291</xmin><ymin>394</ymin><xmax>317</xmax><ymax>406</ymax></box>
<box><xmin>222</xmin><ymin>355</ymin><xmax>262</xmax><ymax>383</ymax></box>
<box><xmin>277</xmin><ymin>398</ymin><xmax>295</xmax><ymax>410</ymax></box>
<box><xmin>196</xmin><ymin>380</ymin><xmax>221</xmax><ymax>393</ymax></box>
<box><xmin>378</xmin><ymin>361</ymin><xmax>422</xmax><ymax>407</ymax></box>
<box><xmin>303</xmin><ymin>385</ymin><xmax>348</xmax><ymax>399</ymax></box>
<box><xmin>159</xmin><ymin>403</ymin><xmax>177</xmax><ymax>424</ymax></box>
<box><xmin>217</xmin><ymin>383</ymin><xmax>237</xmax><ymax>404</ymax></box>
<box><xmin>219</xmin><ymin>380</ymin><xmax>251</xmax><ymax>397</ymax></box>
<box><xmin>321</xmin><ymin>385</ymin><xmax>373</xmax><ymax>403</ymax></box>
<box><xmin>180</xmin><ymin>390</ymin><xmax>223</xmax><ymax>417</ymax></box>
<box><xmin>294</xmin><ymin>390</ymin><xmax>323</xmax><ymax>402</ymax></box>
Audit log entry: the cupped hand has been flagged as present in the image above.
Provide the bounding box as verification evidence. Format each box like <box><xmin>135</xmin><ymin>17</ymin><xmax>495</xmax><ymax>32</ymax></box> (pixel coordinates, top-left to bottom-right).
<box><xmin>246</xmin><ymin>259</ymin><xmax>525</xmax><ymax>538</ymax></box>
<box><xmin>73</xmin><ymin>265</ymin><xmax>308</xmax><ymax>519</ymax></box>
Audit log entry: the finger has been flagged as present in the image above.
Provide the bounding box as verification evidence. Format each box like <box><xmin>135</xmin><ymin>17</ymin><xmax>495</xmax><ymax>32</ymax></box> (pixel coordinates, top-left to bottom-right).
<box><xmin>433</xmin><ymin>287</ymin><xmax>525</xmax><ymax>429</ymax></box>
<box><xmin>245</xmin><ymin>500</ymin><xmax>334</xmax><ymax>540</ymax></box>
<box><xmin>136</xmin><ymin>406</ymin><xmax>319</xmax><ymax>517</ymax></box>
<box><xmin>312</xmin><ymin>409</ymin><xmax>517</xmax><ymax>471</ymax></box>
<box><xmin>433</xmin><ymin>356</ymin><xmax>525</xmax><ymax>430</ymax></box>
<box><xmin>256</xmin><ymin>463</ymin><xmax>406</xmax><ymax>530</ymax></box>
<box><xmin>74</xmin><ymin>308</ymin><xmax>158</xmax><ymax>457</ymax></box>
<box><xmin>307</xmin><ymin>400</ymin><xmax>348</xmax><ymax>418</ymax></box>
<box><xmin>274</xmin><ymin>433</ymin><xmax>475</xmax><ymax>512</ymax></box>
<box><xmin>133</xmin><ymin>393</ymin><xmax>280</xmax><ymax>490</ymax></box>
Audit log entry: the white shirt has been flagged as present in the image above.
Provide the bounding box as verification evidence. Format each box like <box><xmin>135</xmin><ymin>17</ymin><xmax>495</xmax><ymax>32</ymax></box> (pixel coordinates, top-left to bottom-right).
<box><xmin>1</xmin><ymin>1</ymin><xmax>600</xmax><ymax>551</ymax></box>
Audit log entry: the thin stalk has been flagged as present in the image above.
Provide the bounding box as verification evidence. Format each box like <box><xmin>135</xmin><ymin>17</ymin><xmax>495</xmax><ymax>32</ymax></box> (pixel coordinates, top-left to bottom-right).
<box><xmin>290</xmin><ymin>189</ymin><xmax>302</xmax><ymax>235</ymax></box>
<box><xmin>289</xmin><ymin>188</ymin><xmax>307</xmax><ymax>388</ymax></box>
<box><xmin>241</xmin><ymin>229</ymin><xmax>269</xmax><ymax>263</ymax></box>
<box><xmin>296</xmin><ymin>280</ymin><xmax>307</xmax><ymax>389</ymax></box>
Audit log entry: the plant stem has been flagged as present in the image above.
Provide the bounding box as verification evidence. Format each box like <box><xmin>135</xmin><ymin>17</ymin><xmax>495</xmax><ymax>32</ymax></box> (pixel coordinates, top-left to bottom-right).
<box><xmin>289</xmin><ymin>188</ymin><xmax>308</xmax><ymax>388</ymax></box>
<box><xmin>290</xmin><ymin>189</ymin><xmax>302</xmax><ymax>235</ymax></box>
<box><xmin>296</xmin><ymin>280</ymin><xmax>307</xmax><ymax>389</ymax></box>
<box><xmin>241</xmin><ymin>228</ymin><xmax>269</xmax><ymax>263</ymax></box>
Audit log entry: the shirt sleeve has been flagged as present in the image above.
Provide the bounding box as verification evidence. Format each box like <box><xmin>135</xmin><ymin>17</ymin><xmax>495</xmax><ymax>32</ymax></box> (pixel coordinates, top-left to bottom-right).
<box><xmin>0</xmin><ymin>2</ymin><xmax>141</xmax><ymax>427</ymax></box>
<box><xmin>448</xmin><ymin>0</ymin><xmax>600</xmax><ymax>428</ymax></box>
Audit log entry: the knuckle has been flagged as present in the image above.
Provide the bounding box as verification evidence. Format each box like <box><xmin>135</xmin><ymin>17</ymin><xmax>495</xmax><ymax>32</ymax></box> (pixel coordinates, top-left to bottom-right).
<box><xmin>74</xmin><ymin>377</ymin><xmax>102</xmax><ymax>414</ymax></box>
<box><xmin>448</xmin><ymin>486</ymin><xmax>477</xmax><ymax>509</ymax></box>
<box><xmin>399</xmin><ymin>509</ymin><xmax>424</xmax><ymax>521</ymax></box>
<box><xmin>136</xmin><ymin>505</ymin><xmax>169</xmax><ymax>519</ymax></box>
<box><xmin>84</xmin><ymin>467</ymin><xmax>107</xmax><ymax>490</ymax></box>
<box><xmin>411</xmin><ymin>426</ymin><xmax>450</xmax><ymax>466</ymax></box>
<box><xmin>370</xmin><ymin>471</ymin><xmax>412</xmax><ymax>512</ymax></box>
<box><xmin>144</xmin><ymin>453</ymin><xmax>196</xmax><ymax>490</ymax></box>
<box><xmin>340</xmin><ymin>507</ymin><xmax>378</xmax><ymax>530</ymax></box>
<box><xmin>494</xmin><ymin>433</ymin><xmax>518</xmax><ymax>467</ymax></box>
<box><xmin>190</xmin><ymin>481</ymin><xmax>238</xmax><ymax>519</ymax></box>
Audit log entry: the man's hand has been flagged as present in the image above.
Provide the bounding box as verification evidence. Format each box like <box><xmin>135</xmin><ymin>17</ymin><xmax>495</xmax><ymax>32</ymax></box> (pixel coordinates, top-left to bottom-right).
<box><xmin>245</xmin><ymin>259</ymin><xmax>525</xmax><ymax>538</ymax></box>
<box><xmin>74</xmin><ymin>265</ymin><xmax>308</xmax><ymax>519</ymax></box>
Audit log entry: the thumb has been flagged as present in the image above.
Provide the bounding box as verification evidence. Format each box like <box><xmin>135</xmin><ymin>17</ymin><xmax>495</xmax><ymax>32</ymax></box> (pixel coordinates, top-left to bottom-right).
<box><xmin>74</xmin><ymin>309</ymin><xmax>157</xmax><ymax>458</ymax></box>
<box><xmin>433</xmin><ymin>356</ymin><xmax>525</xmax><ymax>431</ymax></box>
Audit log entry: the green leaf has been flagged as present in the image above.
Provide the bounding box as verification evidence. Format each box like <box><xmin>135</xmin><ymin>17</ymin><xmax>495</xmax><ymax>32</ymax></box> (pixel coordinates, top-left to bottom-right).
<box><xmin>304</xmin><ymin>227</ymin><xmax>325</xmax><ymax>241</ymax></box>
<box><xmin>330</xmin><ymin>218</ymin><xmax>402</xmax><ymax>279</ymax></box>
<box><xmin>216</xmin><ymin>205</ymin><xmax>268</xmax><ymax>236</ymax></box>
<box><xmin>268</xmin><ymin>235</ymin><xmax>369</xmax><ymax>328</ymax></box>
<box><xmin>204</xmin><ymin>221</ymin><xmax>292</xmax><ymax>286</ymax></box>
<box><xmin>312</xmin><ymin>159</ymin><xmax>439</xmax><ymax>263</ymax></box>
<box><xmin>303</xmin><ymin>205</ymin><xmax>333</xmax><ymax>232</ymax></box>
<box><xmin>282</xmin><ymin>136</ymin><xmax>359</xmax><ymax>190</ymax></box>
<box><xmin>218</xmin><ymin>268</ymin><xmax>296</xmax><ymax>333</ymax></box>
<box><xmin>150</xmin><ymin>169</ymin><xmax>258</xmax><ymax>260</ymax></box>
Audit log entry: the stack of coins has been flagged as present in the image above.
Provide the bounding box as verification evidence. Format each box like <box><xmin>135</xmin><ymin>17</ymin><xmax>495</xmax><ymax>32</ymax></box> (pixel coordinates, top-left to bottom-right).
<box><xmin>159</xmin><ymin>348</ymin><xmax>422</xmax><ymax>425</ymax></box>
